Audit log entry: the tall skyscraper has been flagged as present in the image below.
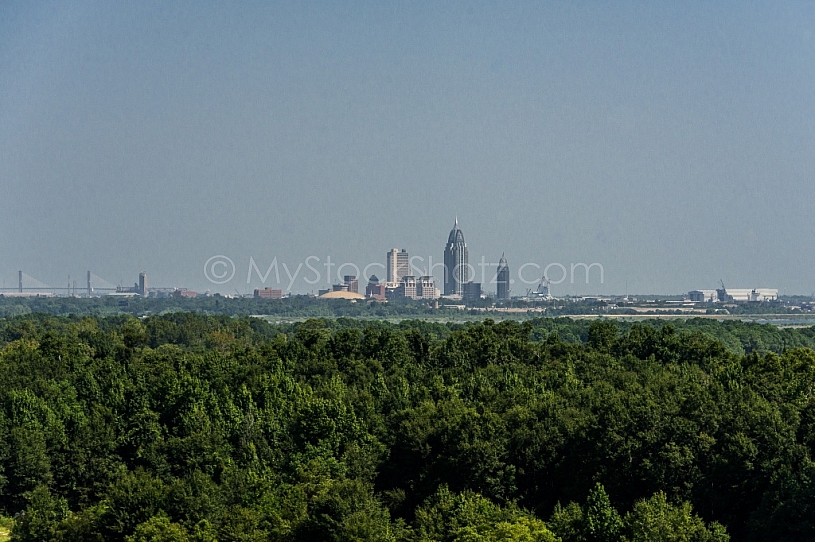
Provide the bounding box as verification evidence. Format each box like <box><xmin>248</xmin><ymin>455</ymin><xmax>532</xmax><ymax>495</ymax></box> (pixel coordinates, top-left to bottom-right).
<box><xmin>138</xmin><ymin>272</ymin><xmax>148</xmax><ymax>297</ymax></box>
<box><xmin>496</xmin><ymin>253</ymin><xmax>510</xmax><ymax>300</ymax></box>
<box><xmin>444</xmin><ymin>218</ymin><xmax>468</xmax><ymax>296</ymax></box>
<box><xmin>387</xmin><ymin>248</ymin><xmax>410</xmax><ymax>286</ymax></box>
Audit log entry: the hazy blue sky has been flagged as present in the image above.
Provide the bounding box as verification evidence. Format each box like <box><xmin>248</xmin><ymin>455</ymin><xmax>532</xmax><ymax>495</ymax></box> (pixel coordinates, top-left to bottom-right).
<box><xmin>2</xmin><ymin>1</ymin><xmax>814</xmax><ymax>295</ymax></box>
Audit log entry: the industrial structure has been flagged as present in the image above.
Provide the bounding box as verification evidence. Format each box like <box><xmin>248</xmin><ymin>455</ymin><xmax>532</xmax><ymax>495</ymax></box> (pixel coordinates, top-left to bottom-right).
<box><xmin>526</xmin><ymin>276</ymin><xmax>552</xmax><ymax>300</ymax></box>
<box><xmin>688</xmin><ymin>282</ymin><xmax>778</xmax><ymax>303</ymax></box>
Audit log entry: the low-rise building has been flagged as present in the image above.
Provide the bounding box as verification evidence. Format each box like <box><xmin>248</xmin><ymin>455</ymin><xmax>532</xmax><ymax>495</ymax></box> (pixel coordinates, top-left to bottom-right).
<box><xmin>365</xmin><ymin>275</ymin><xmax>387</xmax><ymax>301</ymax></box>
<box><xmin>721</xmin><ymin>288</ymin><xmax>778</xmax><ymax>302</ymax></box>
<box><xmin>463</xmin><ymin>281</ymin><xmax>482</xmax><ymax>303</ymax></box>
<box><xmin>319</xmin><ymin>290</ymin><xmax>365</xmax><ymax>300</ymax></box>
<box><xmin>417</xmin><ymin>276</ymin><xmax>439</xmax><ymax>299</ymax></box>
<box><xmin>344</xmin><ymin>275</ymin><xmax>359</xmax><ymax>294</ymax></box>
<box><xmin>386</xmin><ymin>275</ymin><xmax>439</xmax><ymax>300</ymax></box>
<box><xmin>254</xmin><ymin>287</ymin><xmax>283</xmax><ymax>299</ymax></box>
<box><xmin>689</xmin><ymin>287</ymin><xmax>778</xmax><ymax>302</ymax></box>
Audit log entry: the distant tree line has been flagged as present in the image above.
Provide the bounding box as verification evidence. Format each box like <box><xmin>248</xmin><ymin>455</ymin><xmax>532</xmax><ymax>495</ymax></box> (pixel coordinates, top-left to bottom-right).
<box><xmin>1</xmin><ymin>294</ymin><xmax>807</xmax><ymax>320</ymax></box>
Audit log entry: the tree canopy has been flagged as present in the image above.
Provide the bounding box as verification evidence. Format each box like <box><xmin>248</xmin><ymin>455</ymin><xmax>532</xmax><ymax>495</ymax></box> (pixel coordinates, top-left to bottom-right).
<box><xmin>1</xmin><ymin>314</ymin><xmax>815</xmax><ymax>540</ymax></box>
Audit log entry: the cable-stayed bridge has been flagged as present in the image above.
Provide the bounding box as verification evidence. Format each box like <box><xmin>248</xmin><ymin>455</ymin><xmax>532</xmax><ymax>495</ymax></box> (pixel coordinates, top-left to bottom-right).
<box><xmin>0</xmin><ymin>271</ymin><xmax>147</xmax><ymax>296</ymax></box>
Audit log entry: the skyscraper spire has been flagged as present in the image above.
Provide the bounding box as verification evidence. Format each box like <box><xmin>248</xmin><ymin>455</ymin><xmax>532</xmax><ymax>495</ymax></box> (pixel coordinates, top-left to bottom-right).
<box><xmin>444</xmin><ymin>218</ymin><xmax>468</xmax><ymax>296</ymax></box>
<box><xmin>497</xmin><ymin>253</ymin><xmax>510</xmax><ymax>300</ymax></box>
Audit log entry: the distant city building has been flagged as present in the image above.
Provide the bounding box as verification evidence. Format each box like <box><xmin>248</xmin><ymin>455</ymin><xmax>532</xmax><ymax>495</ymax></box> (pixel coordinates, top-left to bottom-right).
<box><xmin>462</xmin><ymin>281</ymin><xmax>482</xmax><ymax>303</ymax></box>
<box><xmin>444</xmin><ymin>218</ymin><xmax>468</xmax><ymax>295</ymax></box>
<box><xmin>389</xmin><ymin>276</ymin><xmax>417</xmax><ymax>300</ymax></box>
<box><xmin>254</xmin><ymin>287</ymin><xmax>283</xmax><ymax>299</ymax></box>
<box><xmin>172</xmin><ymin>289</ymin><xmax>198</xmax><ymax>298</ymax></box>
<box><xmin>117</xmin><ymin>272</ymin><xmax>149</xmax><ymax>296</ymax></box>
<box><xmin>386</xmin><ymin>275</ymin><xmax>439</xmax><ymax>300</ymax></box>
<box><xmin>688</xmin><ymin>289</ymin><xmax>717</xmax><ymax>302</ymax></box>
<box><xmin>330</xmin><ymin>275</ymin><xmax>358</xmax><ymax>293</ymax></box>
<box><xmin>530</xmin><ymin>276</ymin><xmax>552</xmax><ymax>299</ymax></box>
<box><xmin>139</xmin><ymin>272</ymin><xmax>148</xmax><ymax>297</ymax></box>
<box><xmin>387</xmin><ymin>248</ymin><xmax>411</xmax><ymax>287</ymax></box>
<box><xmin>689</xmin><ymin>287</ymin><xmax>778</xmax><ymax>303</ymax></box>
<box><xmin>319</xmin><ymin>290</ymin><xmax>365</xmax><ymax>300</ymax></box>
<box><xmin>417</xmin><ymin>276</ymin><xmax>439</xmax><ymax>299</ymax></box>
<box><xmin>720</xmin><ymin>288</ymin><xmax>778</xmax><ymax>302</ymax></box>
<box><xmin>496</xmin><ymin>253</ymin><xmax>510</xmax><ymax>300</ymax></box>
<box><xmin>366</xmin><ymin>275</ymin><xmax>386</xmax><ymax>301</ymax></box>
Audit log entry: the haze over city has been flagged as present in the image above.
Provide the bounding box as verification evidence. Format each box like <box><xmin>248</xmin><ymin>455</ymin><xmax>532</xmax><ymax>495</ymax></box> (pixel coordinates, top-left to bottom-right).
<box><xmin>2</xmin><ymin>2</ymin><xmax>814</xmax><ymax>295</ymax></box>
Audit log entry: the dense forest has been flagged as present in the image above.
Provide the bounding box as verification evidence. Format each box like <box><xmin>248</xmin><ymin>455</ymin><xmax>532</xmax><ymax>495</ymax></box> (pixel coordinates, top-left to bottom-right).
<box><xmin>2</xmin><ymin>314</ymin><xmax>815</xmax><ymax>540</ymax></box>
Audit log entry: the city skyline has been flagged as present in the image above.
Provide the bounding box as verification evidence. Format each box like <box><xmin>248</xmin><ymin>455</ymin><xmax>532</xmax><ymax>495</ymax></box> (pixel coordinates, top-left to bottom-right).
<box><xmin>2</xmin><ymin>3</ymin><xmax>814</xmax><ymax>295</ymax></box>
<box><xmin>2</xmin><ymin>219</ymin><xmax>783</xmax><ymax>300</ymax></box>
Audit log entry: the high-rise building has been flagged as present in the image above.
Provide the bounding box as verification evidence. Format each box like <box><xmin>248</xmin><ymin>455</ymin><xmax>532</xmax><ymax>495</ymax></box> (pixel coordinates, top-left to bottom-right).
<box><xmin>496</xmin><ymin>253</ymin><xmax>510</xmax><ymax>300</ymax></box>
<box><xmin>387</xmin><ymin>248</ymin><xmax>410</xmax><ymax>287</ymax></box>
<box><xmin>139</xmin><ymin>272</ymin><xmax>148</xmax><ymax>297</ymax></box>
<box><xmin>444</xmin><ymin>218</ymin><xmax>468</xmax><ymax>295</ymax></box>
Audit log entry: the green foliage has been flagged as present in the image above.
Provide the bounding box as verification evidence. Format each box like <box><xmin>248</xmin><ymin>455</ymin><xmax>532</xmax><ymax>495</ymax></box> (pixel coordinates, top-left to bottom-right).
<box><xmin>413</xmin><ymin>486</ymin><xmax>557</xmax><ymax>542</ymax></box>
<box><xmin>293</xmin><ymin>477</ymin><xmax>396</xmax><ymax>541</ymax></box>
<box><xmin>126</xmin><ymin>512</ymin><xmax>189</xmax><ymax>542</ymax></box>
<box><xmin>11</xmin><ymin>485</ymin><xmax>67</xmax><ymax>542</ymax></box>
<box><xmin>548</xmin><ymin>502</ymin><xmax>585</xmax><ymax>542</ymax></box>
<box><xmin>5</xmin><ymin>313</ymin><xmax>815</xmax><ymax>539</ymax></box>
<box><xmin>625</xmin><ymin>491</ymin><xmax>728</xmax><ymax>542</ymax></box>
<box><xmin>584</xmin><ymin>484</ymin><xmax>622</xmax><ymax>542</ymax></box>
<box><xmin>549</xmin><ymin>485</ymin><xmax>726</xmax><ymax>542</ymax></box>
<box><xmin>587</xmin><ymin>321</ymin><xmax>617</xmax><ymax>351</ymax></box>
